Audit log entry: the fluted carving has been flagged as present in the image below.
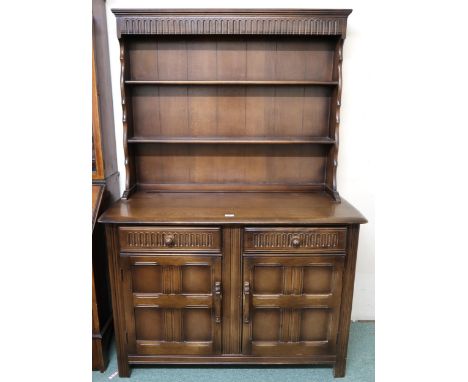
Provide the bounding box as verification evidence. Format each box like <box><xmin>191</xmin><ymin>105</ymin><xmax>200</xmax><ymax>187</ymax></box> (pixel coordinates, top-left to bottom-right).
<box><xmin>252</xmin><ymin>231</ymin><xmax>340</xmax><ymax>249</ymax></box>
<box><xmin>244</xmin><ymin>228</ymin><xmax>348</xmax><ymax>252</ymax></box>
<box><xmin>115</xmin><ymin>16</ymin><xmax>347</xmax><ymax>37</ymax></box>
<box><xmin>126</xmin><ymin>231</ymin><xmax>214</xmax><ymax>249</ymax></box>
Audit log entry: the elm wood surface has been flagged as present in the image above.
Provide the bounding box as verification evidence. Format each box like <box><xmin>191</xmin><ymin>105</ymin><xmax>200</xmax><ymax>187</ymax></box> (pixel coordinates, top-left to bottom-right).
<box><xmin>99</xmin><ymin>191</ymin><xmax>366</xmax><ymax>225</ymax></box>
<box><xmin>104</xmin><ymin>8</ymin><xmax>364</xmax><ymax>379</ymax></box>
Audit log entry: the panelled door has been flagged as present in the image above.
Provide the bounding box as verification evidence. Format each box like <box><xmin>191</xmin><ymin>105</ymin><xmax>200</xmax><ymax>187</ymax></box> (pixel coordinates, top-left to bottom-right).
<box><xmin>242</xmin><ymin>255</ymin><xmax>344</xmax><ymax>356</ymax></box>
<box><xmin>120</xmin><ymin>254</ymin><xmax>222</xmax><ymax>355</ymax></box>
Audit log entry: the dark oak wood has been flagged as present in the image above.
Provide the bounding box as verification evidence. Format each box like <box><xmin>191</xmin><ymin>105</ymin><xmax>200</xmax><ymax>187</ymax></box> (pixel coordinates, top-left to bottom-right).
<box><xmin>121</xmin><ymin>254</ymin><xmax>222</xmax><ymax>356</ymax></box>
<box><xmin>126</xmin><ymin>80</ymin><xmax>339</xmax><ymax>85</ymax></box>
<box><xmin>101</xmin><ymin>8</ymin><xmax>366</xmax><ymax>379</ymax></box>
<box><xmin>106</xmin><ymin>225</ymin><xmax>130</xmax><ymax>377</ymax></box>
<box><xmin>128</xmin><ymin>137</ymin><xmax>336</xmax><ymax>145</ymax></box>
<box><xmin>243</xmin><ymin>227</ymin><xmax>347</xmax><ymax>252</ymax></box>
<box><xmin>118</xmin><ymin>226</ymin><xmax>221</xmax><ymax>252</ymax></box>
<box><xmin>99</xmin><ymin>191</ymin><xmax>366</xmax><ymax>225</ymax></box>
<box><xmin>127</xmin><ymin>354</ymin><xmax>336</xmax><ymax>364</ymax></box>
<box><xmin>334</xmin><ymin>224</ymin><xmax>360</xmax><ymax>377</ymax></box>
<box><xmin>242</xmin><ymin>255</ymin><xmax>344</xmax><ymax>356</ymax></box>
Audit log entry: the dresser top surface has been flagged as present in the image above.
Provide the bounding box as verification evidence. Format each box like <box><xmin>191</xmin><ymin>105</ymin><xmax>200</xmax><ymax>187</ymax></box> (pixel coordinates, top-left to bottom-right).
<box><xmin>112</xmin><ymin>9</ymin><xmax>352</xmax><ymax>16</ymax></box>
<box><xmin>99</xmin><ymin>191</ymin><xmax>366</xmax><ymax>225</ymax></box>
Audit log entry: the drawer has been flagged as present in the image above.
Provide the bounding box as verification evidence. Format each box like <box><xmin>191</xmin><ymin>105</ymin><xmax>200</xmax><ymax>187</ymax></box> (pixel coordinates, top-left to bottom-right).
<box><xmin>243</xmin><ymin>227</ymin><xmax>347</xmax><ymax>253</ymax></box>
<box><xmin>119</xmin><ymin>227</ymin><xmax>221</xmax><ymax>252</ymax></box>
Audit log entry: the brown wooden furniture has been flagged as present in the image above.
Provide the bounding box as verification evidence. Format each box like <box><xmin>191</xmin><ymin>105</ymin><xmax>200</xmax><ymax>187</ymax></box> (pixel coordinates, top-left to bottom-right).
<box><xmin>92</xmin><ymin>0</ymin><xmax>120</xmax><ymax>371</ymax></box>
<box><xmin>100</xmin><ymin>9</ymin><xmax>366</xmax><ymax>378</ymax></box>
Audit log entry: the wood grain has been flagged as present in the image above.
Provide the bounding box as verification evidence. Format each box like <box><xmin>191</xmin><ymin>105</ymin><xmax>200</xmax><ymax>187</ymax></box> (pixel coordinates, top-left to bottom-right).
<box><xmin>104</xmin><ymin>9</ymin><xmax>364</xmax><ymax>379</ymax></box>
<box><xmin>334</xmin><ymin>224</ymin><xmax>360</xmax><ymax>377</ymax></box>
<box><xmin>99</xmin><ymin>191</ymin><xmax>366</xmax><ymax>225</ymax></box>
<box><xmin>131</xmin><ymin>85</ymin><xmax>333</xmax><ymax>139</ymax></box>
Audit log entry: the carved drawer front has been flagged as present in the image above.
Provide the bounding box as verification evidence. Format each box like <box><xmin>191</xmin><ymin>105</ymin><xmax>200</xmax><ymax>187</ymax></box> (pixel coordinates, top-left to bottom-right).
<box><xmin>244</xmin><ymin>227</ymin><xmax>346</xmax><ymax>253</ymax></box>
<box><xmin>119</xmin><ymin>227</ymin><xmax>221</xmax><ymax>252</ymax></box>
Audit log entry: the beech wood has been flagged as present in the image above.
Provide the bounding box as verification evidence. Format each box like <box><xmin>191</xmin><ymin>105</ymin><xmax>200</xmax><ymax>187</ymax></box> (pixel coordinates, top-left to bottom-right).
<box><xmin>102</xmin><ymin>8</ymin><xmax>365</xmax><ymax>379</ymax></box>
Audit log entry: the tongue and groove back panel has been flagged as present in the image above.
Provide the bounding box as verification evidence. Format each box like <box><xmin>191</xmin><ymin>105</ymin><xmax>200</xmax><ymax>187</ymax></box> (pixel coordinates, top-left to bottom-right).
<box><xmin>127</xmin><ymin>37</ymin><xmax>336</xmax><ymax>81</ymax></box>
<box><xmin>122</xmin><ymin>34</ymin><xmax>342</xmax><ymax>195</ymax></box>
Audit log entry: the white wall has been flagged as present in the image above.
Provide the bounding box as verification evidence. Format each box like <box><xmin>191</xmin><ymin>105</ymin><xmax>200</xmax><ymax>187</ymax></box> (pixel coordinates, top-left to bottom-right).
<box><xmin>105</xmin><ymin>0</ymin><xmax>375</xmax><ymax>320</ymax></box>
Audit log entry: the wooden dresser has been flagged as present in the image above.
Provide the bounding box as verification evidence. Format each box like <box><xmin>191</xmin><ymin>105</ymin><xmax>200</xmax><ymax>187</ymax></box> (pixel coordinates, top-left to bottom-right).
<box><xmin>100</xmin><ymin>9</ymin><xmax>366</xmax><ymax>378</ymax></box>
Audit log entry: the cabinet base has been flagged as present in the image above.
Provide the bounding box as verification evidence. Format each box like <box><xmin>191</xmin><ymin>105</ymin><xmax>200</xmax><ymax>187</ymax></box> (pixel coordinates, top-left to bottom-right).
<box><xmin>128</xmin><ymin>354</ymin><xmax>336</xmax><ymax>364</ymax></box>
<box><xmin>114</xmin><ymin>355</ymin><xmax>343</xmax><ymax>378</ymax></box>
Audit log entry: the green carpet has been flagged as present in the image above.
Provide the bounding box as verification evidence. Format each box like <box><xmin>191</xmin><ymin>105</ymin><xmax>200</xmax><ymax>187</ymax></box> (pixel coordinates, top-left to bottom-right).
<box><xmin>93</xmin><ymin>322</ymin><xmax>374</xmax><ymax>382</ymax></box>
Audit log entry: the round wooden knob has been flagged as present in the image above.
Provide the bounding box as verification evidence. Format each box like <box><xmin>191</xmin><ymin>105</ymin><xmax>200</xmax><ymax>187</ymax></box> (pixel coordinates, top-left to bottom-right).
<box><xmin>165</xmin><ymin>235</ymin><xmax>175</xmax><ymax>246</ymax></box>
<box><xmin>291</xmin><ymin>236</ymin><xmax>301</xmax><ymax>248</ymax></box>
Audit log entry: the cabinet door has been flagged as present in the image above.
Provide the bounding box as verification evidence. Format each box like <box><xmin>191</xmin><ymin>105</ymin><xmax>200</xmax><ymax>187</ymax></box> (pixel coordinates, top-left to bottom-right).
<box><xmin>242</xmin><ymin>255</ymin><xmax>344</xmax><ymax>356</ymax></box>
<box><xmin>121</xmin><ymin>254</ymin><xmax>222</xmax><ymax>355</ymax></box>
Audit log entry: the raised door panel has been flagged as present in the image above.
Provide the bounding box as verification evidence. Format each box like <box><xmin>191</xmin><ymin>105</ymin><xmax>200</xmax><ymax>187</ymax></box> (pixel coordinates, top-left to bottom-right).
<box><xmin>121</xmin><ymin>255</ymin><xmax>222</xmax><ymax>356</ymax></box>
<box><xmin>242</xmin><ymin>255</ymin><xmax>344</xmax><ymax>356</ymax></box>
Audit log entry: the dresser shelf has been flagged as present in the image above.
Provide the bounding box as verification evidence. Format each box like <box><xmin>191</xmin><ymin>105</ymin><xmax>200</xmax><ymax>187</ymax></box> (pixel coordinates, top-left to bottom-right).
<box><xmin>128</xmin><ymin>136</ymin><xmax>336</xmax><ymax>145</ymax></box>
<box><xmin>125</xmin><ymin>80</ymin><xmax>339</xmax><ymax>86</ymax></box>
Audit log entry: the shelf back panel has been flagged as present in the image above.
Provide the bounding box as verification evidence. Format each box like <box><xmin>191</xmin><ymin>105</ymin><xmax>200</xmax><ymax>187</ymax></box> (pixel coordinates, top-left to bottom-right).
<box><xmin>127</xmin><ymin>36</ymin><xmax>337</xmax><ymax>82</ymax></box>
<box><xmin>134</xmin><ymin>143</ymin><xmax>328</xmax><ymax>188</ymax></box>
<box><xmin>131</xmin><ymin>85</ymin><xmax>332</xmax><ymax>138</ymax></box>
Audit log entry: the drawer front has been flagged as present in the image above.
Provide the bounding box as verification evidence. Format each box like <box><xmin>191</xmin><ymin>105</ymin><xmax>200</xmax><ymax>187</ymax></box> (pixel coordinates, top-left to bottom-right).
<box><xmin>119</xmin><ymin>227</ymin><xmax>221</xmax><ymax>252</ymax></box>
<box><xmin>244</xmin><ymin>227</ymin><xmax>347</xmax><ymax>253</ymax></box>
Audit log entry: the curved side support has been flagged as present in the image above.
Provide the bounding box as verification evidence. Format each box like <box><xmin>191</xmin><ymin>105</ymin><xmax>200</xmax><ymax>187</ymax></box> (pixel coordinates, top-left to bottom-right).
<box><xmin>326</xmin><ymin>38</ymin><xmax>344</xmax><ymax>203</ymax></box>
<box><xmin>120</xmin><ymin>39</ymin><xmax>135</xmax><ymax>199</ymax></box>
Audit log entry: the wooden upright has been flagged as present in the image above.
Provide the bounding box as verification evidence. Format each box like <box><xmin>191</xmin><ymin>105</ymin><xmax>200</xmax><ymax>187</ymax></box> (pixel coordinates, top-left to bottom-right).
<box><xmin>92</xmin><ymin>0</ymin><xmax>119</xmax><ymax>371</ymax></box>
<box><xmin>100</xmin><ymin>9</ymin><xmax>366</xmax><ymax>378</ymax></box>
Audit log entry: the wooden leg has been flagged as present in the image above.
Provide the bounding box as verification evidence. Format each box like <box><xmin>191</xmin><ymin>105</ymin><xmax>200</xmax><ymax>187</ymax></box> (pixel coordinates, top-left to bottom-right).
<box><xmin>118</xmin><ymin>361</ymin><xmax>131</xmax><ymax>378</ymax></box>
<box><xmin>333</xmin><ymin>358</ymin><xmax>346</xmax><ymax>378</ymax></box>
<box><xmin>106</xmin><ymin>225</ymin><xmax>131</xmax><ymax>378</ymax></box>
<box><xmin>92</xmin><ymin>337</ymin><xmax>108</xmax><ymax>372</ymax></box>
<box><xmin>333</xmin><ymin>225</ymin><xmax>360</xmax><ymax>379</ymax></box>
